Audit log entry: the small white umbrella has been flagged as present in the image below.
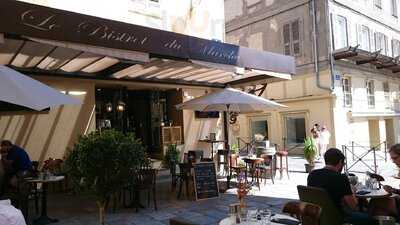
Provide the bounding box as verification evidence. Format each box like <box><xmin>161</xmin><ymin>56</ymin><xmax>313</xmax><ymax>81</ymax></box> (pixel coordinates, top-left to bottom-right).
<box><xmin>0</xmin><ymin>66</ymin><xmax>81</xmax><ymax>111</ymax></box>
<box><xmin>176</xmin><ymin>87</ymin><xmax>287</xmax><ymax>112</ymax></box>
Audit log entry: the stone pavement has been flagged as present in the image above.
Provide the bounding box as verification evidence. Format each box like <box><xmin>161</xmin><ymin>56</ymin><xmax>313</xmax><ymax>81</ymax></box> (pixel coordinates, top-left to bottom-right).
<box><xmin>24</xmin><ymin>155</ymin><xmax>400</xmax><ymax>225</ymax></box>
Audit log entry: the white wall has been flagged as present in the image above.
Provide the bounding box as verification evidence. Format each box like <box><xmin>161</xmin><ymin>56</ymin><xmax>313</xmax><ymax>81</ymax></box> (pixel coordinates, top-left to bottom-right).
<box><xmin>330</xmin><ymin>0</ymin><xmax>400</xmax><ymax>56</ymax></box>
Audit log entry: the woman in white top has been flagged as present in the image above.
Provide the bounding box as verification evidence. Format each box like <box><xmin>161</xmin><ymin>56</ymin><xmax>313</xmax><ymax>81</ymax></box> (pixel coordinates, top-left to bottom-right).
<box><xmin>319</xmin><ymin>125</ymin><xmax>331</xmax><ymax>157</ymax></box>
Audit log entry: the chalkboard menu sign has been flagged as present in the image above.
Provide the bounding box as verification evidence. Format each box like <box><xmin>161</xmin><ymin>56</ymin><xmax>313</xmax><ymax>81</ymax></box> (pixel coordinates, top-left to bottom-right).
<box><xmin>193</xmin><ymin>162</ymin><xmax>219</xmax><ymax>200</ymax></box>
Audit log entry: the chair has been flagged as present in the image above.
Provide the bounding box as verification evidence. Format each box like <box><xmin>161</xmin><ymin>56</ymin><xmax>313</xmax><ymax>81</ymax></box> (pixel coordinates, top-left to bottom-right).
<box><xmin>297</xmin><ymin>185</ymin><xmax>345</xmax><ymax>225</ymax></box>
<box><xmin>275</xmin><ymin>144</ymin><xmax>289</xmax><ymax>179</ymax></box>
<box><xmin>169</xmin><ymin>218</ymin><xmax>199</xmax><ymax>225</ymax></box>
<box><xmin>282</xmin><ymin>201</ymin><xmax>321</xmax><ymax>225</ymax></box>
<box><xmin>134</xmin><ymin>169</ymin><xmax>157</xmax><ymax>211</ymax></box>
<box><xmin>217</xmin><ymin>149</ymin><xmax>229</xmax><ymax>175</ymax></box>
<box><xmin>176</xmin><ymin>163</ymin><xmax>193</xmax><ymax>199</ymax></box>
<box><xmin>188</xmin><ymin>150</ymin><xmax>204</xmax><ymax>163</ymax></box>
<box><xmin>229</xmin><ymin>154</ymin><xmax>246</xmax><ymax>182</ymax></box>
<box><xmin>257</xmin><ymin>154</ymin><xmax>275</xmax><ymax>185</ymax></box>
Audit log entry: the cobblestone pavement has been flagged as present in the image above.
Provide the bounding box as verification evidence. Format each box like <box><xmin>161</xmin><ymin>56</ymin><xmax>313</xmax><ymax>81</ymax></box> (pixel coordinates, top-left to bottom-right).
<box><xmin>24</xmin><ymin>155</ymin><xmax>400</xmax><ymax>225</ymax></box>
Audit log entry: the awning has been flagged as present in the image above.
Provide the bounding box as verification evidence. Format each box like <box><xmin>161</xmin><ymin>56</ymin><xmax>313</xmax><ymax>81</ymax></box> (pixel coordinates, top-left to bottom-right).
<box><xmin>333</xmin><ymin>46</ymin><xmax>400</xmax><ymax>73</ymax></box>
<box><xmin>0</xmin><ymin>0</ymin><xmax>295</xmax><ymax>88</ymax></box>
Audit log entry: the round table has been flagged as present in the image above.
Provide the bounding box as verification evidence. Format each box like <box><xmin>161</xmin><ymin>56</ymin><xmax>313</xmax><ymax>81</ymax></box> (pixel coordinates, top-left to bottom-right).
<box><xmin>219</xmin><ymin>213</ymin><xmax>299</xmax><ymax>225</ymax></box>
<box><xmin>355</xmin><ymin>188</ymin><xmax>391</xmax><ymax>199</ymax></box>
<box><xmin>25</xmin><ymin>176</ymin><xmax>65</xmax><ymax>225</ymax></box>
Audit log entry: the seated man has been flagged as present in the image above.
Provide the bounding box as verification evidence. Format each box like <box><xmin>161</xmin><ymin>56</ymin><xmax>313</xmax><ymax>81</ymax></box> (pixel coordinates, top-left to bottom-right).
<box><xmin>0</xmin><ymin>140</ymin><xmax>32</xmax><ymax>192</ymax></box>
<box><xmin>307</xmin><ymin>148</ymin><xmax>376</xmax><ymax>225</ymax></box>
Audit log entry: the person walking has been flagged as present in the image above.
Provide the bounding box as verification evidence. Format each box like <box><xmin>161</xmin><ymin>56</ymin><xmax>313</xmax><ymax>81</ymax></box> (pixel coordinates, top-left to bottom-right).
<box><xmin>311</xmin><ymin>124</ymin><xmax>321</xmax><ymax>158</ymax></box>
<box><xmin>319</xmin><ymin>125</ymin><xmax>331</xmax><ymax>158</ymax></box>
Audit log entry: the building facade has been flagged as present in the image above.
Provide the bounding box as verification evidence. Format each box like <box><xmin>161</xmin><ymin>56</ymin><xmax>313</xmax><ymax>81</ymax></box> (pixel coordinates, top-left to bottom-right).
<box><xmin>225</xmin><ymin>0</ymin><xmax>400</xmax><ymax>152</ymax></box>
<box><xmin>0</xmin><ymin>0</ymin><xmax>294</xmax><ymax>162</ymax></box>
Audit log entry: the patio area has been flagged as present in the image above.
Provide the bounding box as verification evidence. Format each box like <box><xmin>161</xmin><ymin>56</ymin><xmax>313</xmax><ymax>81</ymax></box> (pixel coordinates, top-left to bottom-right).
<box><xmin>22</xmin><ymin>155</ymin><xmax>400</xmax><ymax>225</ymax></box>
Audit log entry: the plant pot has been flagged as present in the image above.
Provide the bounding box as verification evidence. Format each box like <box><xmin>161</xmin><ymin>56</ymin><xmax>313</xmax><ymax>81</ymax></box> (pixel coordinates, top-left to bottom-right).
<box><xmin>305</xmin><ymin>163</ymin><xmax>315</xmax><ymax>173</ymax></box>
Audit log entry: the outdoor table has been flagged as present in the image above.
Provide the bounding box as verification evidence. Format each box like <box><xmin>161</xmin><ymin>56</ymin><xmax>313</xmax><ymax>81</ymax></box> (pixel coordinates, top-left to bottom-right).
<box><xmin>219</xmin><ymin>213</ymin><xmax>299</xmax><ymax>225</ymax></box>
<box><xmin>198</xmin><ymin>139</ymin><xmax>226</xmax><ymax>159</ymax></box>
<box><xmin>355</xmin><ymin>188</ymin><xmax>390</xmax><ymax>211</ymax></box>
<box><xmin>25</xmin><ymin>175</ymin><xmax>65</xmax><ymax>225</ymax></box>
<box><xmin>242</xmin><ymin>157</ymin><xmax>264</xmax><ymax>186</ymax></box>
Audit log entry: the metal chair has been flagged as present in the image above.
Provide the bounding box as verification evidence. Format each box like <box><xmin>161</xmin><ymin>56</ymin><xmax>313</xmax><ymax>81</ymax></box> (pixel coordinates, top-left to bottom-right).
<box><xmin>257</xmin><ymin>154</ymin><xmax>275</xmax><ymax>185</ymax></box>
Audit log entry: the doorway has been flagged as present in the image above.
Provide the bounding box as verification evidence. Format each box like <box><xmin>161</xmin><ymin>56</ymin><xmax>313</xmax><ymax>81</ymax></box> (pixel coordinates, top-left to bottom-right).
<box><xmin>368</xmin><ymin>120</ymin><xmax>380</xmax><ymax>148</ymax></box>
<box><xmin>385</xmin><ymin>118</ymin><xmax>395</xmax><ymax>147</ymax></box>
<box><xmin>95</xmin><ymin>87</ymin><xmax>182</xmax><ymax>156</ymax></box>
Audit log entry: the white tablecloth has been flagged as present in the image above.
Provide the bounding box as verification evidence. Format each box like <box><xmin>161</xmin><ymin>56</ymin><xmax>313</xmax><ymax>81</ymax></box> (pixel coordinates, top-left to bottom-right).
<box><xmin>0</xmin><ymin>199</ymin><xmax>26</xmax><ymax>225</ymax></box>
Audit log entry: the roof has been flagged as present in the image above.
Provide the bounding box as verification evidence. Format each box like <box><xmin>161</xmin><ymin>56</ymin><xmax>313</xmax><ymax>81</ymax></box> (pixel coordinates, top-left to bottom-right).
<box><xmin>0</xmin><ymin>0</ymin><xmax>295</xmax><ymax>88</ymax></box>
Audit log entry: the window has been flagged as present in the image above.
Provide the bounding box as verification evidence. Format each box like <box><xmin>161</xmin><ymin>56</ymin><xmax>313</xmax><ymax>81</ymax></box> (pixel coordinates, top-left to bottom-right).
<box><xmin>334</xmin><ymin>15</ymin><xmax>348</xmax><ymax>50</ymax></box>
<box><xmin>366</xmin><ymin>80</ymin><xmax>375</xmax><ymax>108</ymax></box>
<box><xmin>284</xmin><ymin>113</ymin><xmax>306</xmax><ymax>145</ymax></box>
<box><xmin>249</xmin><ymin>116</ymin><xmax>269</xmax><ymax>141</ymax></box>
<box><xmin>357</xmin><ymin>25</ymin><xmax>370</xmax><ymax>51</ymax></box>
<box><xmin>393</xmin><ymin>0</ymin><xmax>398</xmax><ymax>17</ymax></box>
<box><xmin>375</xmin><ymin>0</ymin><xmax>382</xmax><ymax>9</ymax></box>
<box><xmin>283</xmin><ymin>19</ymin><xmax>301</xmax><ymax>56</ymax></box>
<box><xmin>375</xmin><ymin>32</ymin><xmax>389</xmax><ymax>55</ymax></box>
<box><xmin>392</xmin><ymin>39</ymin><xmax>400</xmax><ymax>57</ymax></box>
<box><xmin>383</xmin><ymin>82</ymin><xmax>392</xmax><ymax>109</ymax></box>
<box><xmin>342</xmin><ymin>77</ymin><xmax>352</xmax><ymax>107</ymax></box>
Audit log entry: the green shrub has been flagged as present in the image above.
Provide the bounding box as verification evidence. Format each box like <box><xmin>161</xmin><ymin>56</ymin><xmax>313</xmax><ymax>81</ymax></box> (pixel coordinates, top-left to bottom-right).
<box><xmin>162</xmin><ymin>144</ymin><xmax>180</xmax><ymax>169</ymax></box>
<box><xmin>64</xmin><ymin>129</ymin><xmax>148</xmax><ymax>225</ymax></box>
<box><xmin>304</xmin><ymin>137</ymin><xmax>317</xmax><ymax>166</ymax></box>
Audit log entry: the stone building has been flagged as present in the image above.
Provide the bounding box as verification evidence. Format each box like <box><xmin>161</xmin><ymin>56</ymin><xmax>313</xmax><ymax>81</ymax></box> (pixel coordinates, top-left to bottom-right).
<box><xmin>225</xmin><ymin>0</ymin><xmax>400</xmax><ymax>152</ymax></box>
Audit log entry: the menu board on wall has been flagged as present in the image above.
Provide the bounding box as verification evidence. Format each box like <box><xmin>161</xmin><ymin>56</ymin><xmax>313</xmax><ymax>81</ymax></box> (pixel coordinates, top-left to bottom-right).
<box><xmin>193</xmin><ymin>162</ymin><xmax>219</xmax><ymax>200</ymax></box>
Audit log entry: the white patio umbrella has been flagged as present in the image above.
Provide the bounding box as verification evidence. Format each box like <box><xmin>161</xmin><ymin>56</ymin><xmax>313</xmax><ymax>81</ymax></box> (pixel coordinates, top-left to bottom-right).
<box><xmin>0</xmin><ymin>66</ymin><xmax>81</xmax><ymax>111</ymax></box>
<box><xmin>176</xmin><ymin>87</ymin><xmax>287</xmax><ymax>112</ymax></box>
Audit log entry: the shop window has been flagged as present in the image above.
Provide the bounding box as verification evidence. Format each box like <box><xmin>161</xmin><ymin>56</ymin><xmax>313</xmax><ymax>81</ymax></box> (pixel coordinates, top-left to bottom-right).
<box><xmin>249</xmin><ymin>116</ymin><xmax>269</xmax><ymax>141</ymax></box>
<box><xmin>284</xmin><ymin>113</ymin><xmax>306</xmax><ymax>145</ymax></box>
<box><xmin>282</xmin><ymin>19</ymin><xmax>301</xmax><ymax>56</ymax></box>
<box><xmin>342</xmin><ymin>77</ymin><xmax>352</xmax><ymax>107</ymax></box>
<box><xmin>366</xmin><ymin>80</ymin><xmax>375</xmax><ymax>108</ymax></box>
<box><xmin>333</xmin><ymin>15</ymin><xmax>348</xmax><ymax>50</ymax></box>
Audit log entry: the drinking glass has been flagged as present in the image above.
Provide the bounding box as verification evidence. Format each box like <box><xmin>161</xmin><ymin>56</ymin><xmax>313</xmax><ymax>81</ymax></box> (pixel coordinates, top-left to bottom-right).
<box><xmin>260</xmin><ymin>209</ymin><xmax>272</xmax><ymax>225</ymax></box>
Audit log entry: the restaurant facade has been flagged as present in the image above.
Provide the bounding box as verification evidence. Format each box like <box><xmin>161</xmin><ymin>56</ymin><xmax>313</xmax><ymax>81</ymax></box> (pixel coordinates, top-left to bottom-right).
<box><xmin>0</xmin><ymin>0</ymin><xmax>295</xmax><ymax>162</ymax></box>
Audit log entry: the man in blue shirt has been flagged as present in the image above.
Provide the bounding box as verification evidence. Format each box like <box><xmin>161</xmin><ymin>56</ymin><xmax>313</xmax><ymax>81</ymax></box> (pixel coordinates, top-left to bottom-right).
<box><xmin>1</xmin><ymin>140</ymin><xmax>32</xmax><ymax>192</ymax></box>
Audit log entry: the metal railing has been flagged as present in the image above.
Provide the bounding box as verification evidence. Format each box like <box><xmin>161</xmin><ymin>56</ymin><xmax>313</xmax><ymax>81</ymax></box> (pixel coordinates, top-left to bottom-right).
<box><xmin>342</xmin><ymin>141</ymin><xmax>387</xmax><ymax>174</ymax></box>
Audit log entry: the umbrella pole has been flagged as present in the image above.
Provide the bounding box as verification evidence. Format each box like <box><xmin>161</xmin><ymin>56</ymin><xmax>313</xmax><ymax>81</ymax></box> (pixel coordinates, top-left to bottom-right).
<box><xmin>224</xmin><ymin>105</ymin><xmax>231</xmax><ymax>189</ymax></box>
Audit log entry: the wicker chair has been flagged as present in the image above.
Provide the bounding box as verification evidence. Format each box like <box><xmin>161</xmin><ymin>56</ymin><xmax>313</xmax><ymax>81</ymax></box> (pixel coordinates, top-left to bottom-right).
<box><xmin>282</xmin><ymin>201</ymin><xmax>321</xmax><ymax>225</ymax></box>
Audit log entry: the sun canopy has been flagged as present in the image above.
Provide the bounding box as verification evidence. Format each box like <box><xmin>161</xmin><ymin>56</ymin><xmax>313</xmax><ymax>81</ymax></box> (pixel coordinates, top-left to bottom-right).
<box><xmin>176</xmin><ymin>87</ymin><xmax>287</xmax><ymax>113</ymax></box>
<box><xmin>0</xmin><ymin>65</ymin><xmax>81</xmax><ymax>111</ymax></box>
<box><xmin>0</xmin><ymin>0</ymin><xmax>295</xmax><ymax>88</ymax></box>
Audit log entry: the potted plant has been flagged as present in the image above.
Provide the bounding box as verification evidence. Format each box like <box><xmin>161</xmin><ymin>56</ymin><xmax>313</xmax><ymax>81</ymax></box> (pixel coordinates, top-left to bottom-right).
<box><xmin>231</xmin><ymin>143</ymin><xmax>239</xmax><ymax>156</ymax></box>
<box><xmin>64</xmin><ymin>129</ymin><xmax>148</xmax><ymax>225</ymax></box>
<box><xmin>304</xmin><ymin>137</ymin><xmax>317</xmax><ymax>173</ymax></box>
<box><xmin>162</xmin><ymin>144</ymin><xmax>180</xmax><ymax>172</ymax></box>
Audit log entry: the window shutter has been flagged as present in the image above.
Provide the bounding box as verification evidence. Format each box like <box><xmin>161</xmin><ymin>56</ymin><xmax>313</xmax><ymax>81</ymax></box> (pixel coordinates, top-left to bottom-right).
<box><xmin>393</xmin><ymin>0</ymin><xmax>398</xmax><ymax>16</ymax></box>
<box><xmin>384</xmin><ymin>35</ymin><xmax>389</xmax><ymax>55</ymax></box>
<box><xmin>283</xmin><ymin>23</ymin><xmax>291</xmax><ymax>55</ymax></box>
<box><xmin>292</xmin><ymin>20</ymin><xmax>301</xmax><ymax>55</ymax></box>
<box><xmin>357</xmin><ymin>24</ymin><xmax>362</xmax><ymax>47</ymax></box>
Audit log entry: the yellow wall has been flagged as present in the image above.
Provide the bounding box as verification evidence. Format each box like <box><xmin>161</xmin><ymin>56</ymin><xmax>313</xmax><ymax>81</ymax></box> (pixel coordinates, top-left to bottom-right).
<box><xmin>0</xmin><ymin>76</ymin><xmax>96</xmax><ymax>163</ymax></box>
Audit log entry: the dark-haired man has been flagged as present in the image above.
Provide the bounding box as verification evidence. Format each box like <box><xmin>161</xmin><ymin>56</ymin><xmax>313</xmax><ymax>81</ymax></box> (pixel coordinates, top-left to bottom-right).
<box><xmin>0</xmin><ymin>140</ymin><xmax>32</xmax><ymax>192</ymax></box>
<box><xmin>307</xmin><ymin>148</ymin><xmax>376</xmax><ymax>225</ymax></box>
